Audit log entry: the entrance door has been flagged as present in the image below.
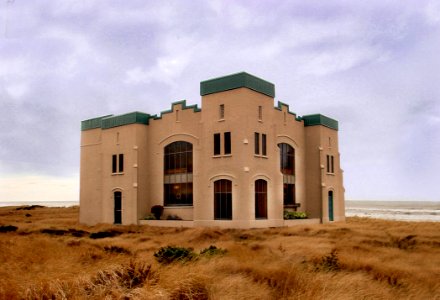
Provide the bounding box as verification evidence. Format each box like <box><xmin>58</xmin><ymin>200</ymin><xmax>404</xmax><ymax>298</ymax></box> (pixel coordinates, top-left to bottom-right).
<box><xmin>114</xmin><ymin>191</ymin><xmax>122</xmax><ymax>224</ymax></box>
<box><xmin>328</xmin><ymin>191</ymin><xmax>334</xmax><ymax>221</ymax></box>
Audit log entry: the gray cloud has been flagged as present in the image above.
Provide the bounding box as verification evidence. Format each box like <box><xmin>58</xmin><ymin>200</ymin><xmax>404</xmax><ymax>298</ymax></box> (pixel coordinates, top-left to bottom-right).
<box><xmin>1</xmin><ymin>0</ymin><xmax>439</xmax><ymax>201</ymax></box>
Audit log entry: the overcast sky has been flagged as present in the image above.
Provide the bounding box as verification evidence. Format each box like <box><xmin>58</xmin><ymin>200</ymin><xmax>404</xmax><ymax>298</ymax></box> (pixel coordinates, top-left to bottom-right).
<box><xmin>1</xmin><ymin>0</ymin><xmax>439</xmax><ymax>202</ymax></box>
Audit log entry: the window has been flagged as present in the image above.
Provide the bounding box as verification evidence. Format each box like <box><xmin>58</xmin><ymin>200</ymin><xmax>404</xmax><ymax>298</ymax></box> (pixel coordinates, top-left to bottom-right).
<box><xmin>279</xmin><ymin>143</ymin><xmax>294</xmax><ymax>175</ymax></box>
<box><xmin>224</xmin><ymin>132</ymin><xmax>231</xmax><ymax>154</ymax></box>
<box><xmin>164</xmin><ymin>141</ymin><xmax>193</xmax><ymax>206</ymax></box>
<box><xmin>262</xmin><ymin>134</ymin><xmax>267</xmax><ymax>156</ymax></box>
<box><xmin>283</xmin><ymin>183</ymin><xmax>295</xmax><ymax>206</ymax></box>
<box><xmin>278</xmin><ymin>143</ymin><xmax>296</xmax><ymax>207</ymax></box>
<box><xmin>255</xmin><ymin>179</ymin><xmax>267</xmax><ymax>219</ymax></box>
<box><xmin>214</xmin><ymin>133</ymin><xmax>221</xmax><ymax>155</ymax></box>
<box><xmin>255</xmin><ymin>133</ymin><xmax>267</xmax><ymax>156</ymax></box>
<box><xmin>327</xmin><ymin>155</ymin><xmax>335</xmax><ymax>173</ymax></box>
<box><xmin>112</xmin><ymin>155</ymin><xmax>117</xmax><ymax>173</ymax></box>
<box><xmin>258</xmin><ymin>105</ymin><xmax>262</xmax><ymax>121</ymax></box>
<box><xmin>214</xmin><ymin>132</ymin><xmax>231</xmax><ymax>156</ymax></box>
<box><xmin>112</xmin><ymin>154</ymin><xmax>124</xmax><ymax>173</ymax></box>
<box><xmin>214</xmin><ymin>179</ymin><xmax>232</xmax><ymax>220</ymax></box>
<box><xmin>219</xmin><ymin>104</ymin><xmax>225</xmax><ymax>119</ymax></box>
<box><xmin>118</xmin><ymin>154</ymin><xmax>124</xmax><ymax>173</ymax></box>
<box><xmin>255</xmin><ymin>132</ymin><xmax>260</xmax><ymax>155</ymax></box>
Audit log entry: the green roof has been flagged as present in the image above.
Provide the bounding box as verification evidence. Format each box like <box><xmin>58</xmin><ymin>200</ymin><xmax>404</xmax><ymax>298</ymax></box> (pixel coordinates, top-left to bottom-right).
<box><xmin>200</xmin><ymin>72</ymin><xmax>275</xmax><ymax>97</ymax></box>
<box><xmin>81</xmin><ymin>112</ymin><xmax>151</xmax><ymax>131</ymax></box>
<box><xmin>101</xmin><ymin>112</ymin><xmax>150</xmax><ymax>129</ymax></box>
<box><xmin>301</xmin><ymin>114</ymin><xmax>338</xmax><ymax>130</ymax></box>
<box><xmin>81</xmin><ymin>115</ymin><xmax>112</xmax><ymax>131</ymax></box>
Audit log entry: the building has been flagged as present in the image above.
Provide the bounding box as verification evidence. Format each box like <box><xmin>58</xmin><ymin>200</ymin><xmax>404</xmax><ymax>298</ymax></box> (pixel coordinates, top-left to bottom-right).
<box><xmin>80</xmin><ymin>72</ymin><xmax>345</xmax><ymax>228</ymax></box>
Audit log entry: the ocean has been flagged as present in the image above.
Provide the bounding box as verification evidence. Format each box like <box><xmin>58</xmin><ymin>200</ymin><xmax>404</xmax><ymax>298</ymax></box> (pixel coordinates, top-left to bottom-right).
<box><xmin>0</xmin><ymin>201</ymin><xmax>79</xmax><ymax>208</ymax></box>
<box><xmin>345</xmin><ymin>201</ymin><xmax>440</xmax><ymax>222</ymax></box>
<box><xmin>0</xmin><ymin>200</ymin><xmax>439</xmax><ymax>222</ymax></box>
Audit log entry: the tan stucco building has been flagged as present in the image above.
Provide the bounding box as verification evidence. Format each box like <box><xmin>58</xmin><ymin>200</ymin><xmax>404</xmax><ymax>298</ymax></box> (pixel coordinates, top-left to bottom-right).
<box><xmin>80</xmin><ymin>72</ymin><xmax>345</xmax><ymax>228</ymax></box>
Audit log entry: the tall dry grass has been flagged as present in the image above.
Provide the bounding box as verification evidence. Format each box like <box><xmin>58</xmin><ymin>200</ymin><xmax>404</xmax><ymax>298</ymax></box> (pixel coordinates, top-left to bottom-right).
<box><xmin>0</xmin><ymin>206</ymin><xmax>439</xmax><ymax>299</ymax></box>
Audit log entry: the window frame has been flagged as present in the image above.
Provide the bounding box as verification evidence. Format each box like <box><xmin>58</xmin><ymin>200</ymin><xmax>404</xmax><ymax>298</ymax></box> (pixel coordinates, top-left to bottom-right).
<box><xmin>214</xmin><ymin>133</ymin><xmax>221</xmax><ymax>156</ymax></box>
<box><xmin>164</xmin><ymin>141</ymin><xmax>193</xmax><ymax>206</ymax></box>
<box><xmin>224</xmin><ymin>132</ymin><xmax>231</xmax><ymax>155</ymax></box>
<box><xmin>214</xmin><ymin>179</ymin><xmax>232</xmax><ymax>220</ymax></box>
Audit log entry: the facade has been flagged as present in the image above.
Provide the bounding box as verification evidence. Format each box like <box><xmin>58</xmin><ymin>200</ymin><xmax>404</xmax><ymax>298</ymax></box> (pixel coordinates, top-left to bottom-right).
<box><xmin>80</xmin><ymin>72</ymin><xmax>345</xmax><ymax>228</ymax></box>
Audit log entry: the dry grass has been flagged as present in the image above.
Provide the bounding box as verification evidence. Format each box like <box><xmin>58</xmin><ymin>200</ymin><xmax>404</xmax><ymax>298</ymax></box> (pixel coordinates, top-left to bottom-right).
<box><xmin>0</xmin><ymin>206</ymin><xmax>439</xmax><ymax>299</ymax></box>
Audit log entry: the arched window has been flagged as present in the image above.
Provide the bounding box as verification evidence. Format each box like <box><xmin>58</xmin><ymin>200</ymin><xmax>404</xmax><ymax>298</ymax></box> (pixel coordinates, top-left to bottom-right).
<box><xmin>278</xmin><ymin>143</ymin><xmax>296</xmax><ymax>207</ymax></box>
<box><xmin>214</xmin><ymin>179</ymin><xmax>232</xmax><ymax>220</ymax></box>
<box><xmin>164</xmin><ymin>141</ymin><xmax>193</xmax><ymax>206</ymax></box>
<box><xmin>255</xmin><ymin>179</ymin><xmax>267</xmax><ymax>219</ymax></box>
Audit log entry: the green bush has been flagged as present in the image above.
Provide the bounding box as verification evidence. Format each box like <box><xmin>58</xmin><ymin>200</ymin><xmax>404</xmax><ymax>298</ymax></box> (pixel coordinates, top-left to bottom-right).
<box><xmin>200</xmin><ymin>245</ymin><xmax>227</xmax><ymax>256</ymax></box>
<box><xmin>154</xmin><ymin>246</ymin><xmax>195</xmax><ymax>264</ymax></box>
<box><xmin>151</xmin><ymin>205</ymin><xmax>164</xmax><ymax>220</ymax></box>
<box><xmin>283</xmin><ymin>211</ymin><xmax>308</xmax><ymax>220</ymax></box>
<box><xmin>143</xmin><ymin>213</ymin><xmax>156</xmax><ymax>220</ymax></box>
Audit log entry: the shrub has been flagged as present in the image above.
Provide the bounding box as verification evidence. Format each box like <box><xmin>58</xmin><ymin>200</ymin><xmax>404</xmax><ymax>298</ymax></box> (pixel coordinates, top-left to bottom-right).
<box><xmin>0</xmin><ymin>225</ymin><xmax>18</xmax><ymax>233</ymax></box>
<box><xmin>154</xmin><ymin>246</ymin><xmax>195</xmax><ymax>264</ymax></box>
<box><xmin>103</xmin><ymin>245</ymin><xmax>131</xmax><ymax>255</ymax></box>
<box><xmin>167</xmin><ymin>214</ymin><xmax>182</xmax><ymax>220</ymax></box>
<box><xmin>200</xmin><ymin>245</ymin><xmax>227</xmax><ymax>256</ymax></box>
<box><xmin>144</xmin><ymin>213</ymin><xmax>156</xmax><ymax>220</ymax></box>
<box><xmin>151</xmin><ymin>205</ymin><xmax>164</xmax><ymax>220</ymax></box>
<box><xmin>40</xmin><ymin>228</ymin><xmax>68</xmax><ymax>236</ymax></box>
<box><xmin>89</xmin><ymin>230</ymin><xmax>122</xmax><ymax>239</ymax></box>
<box><xmin>284</xmin><ymin>211</ymin><xmax>308</xmax><ymax>220</ymax></box>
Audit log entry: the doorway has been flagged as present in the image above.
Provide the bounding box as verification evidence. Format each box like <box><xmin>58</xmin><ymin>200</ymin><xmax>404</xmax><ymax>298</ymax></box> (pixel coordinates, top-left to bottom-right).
<box><xmin>114</xmin><ymin>191</ymin><xmax>122</xmax><ymax>224</ymax></box>
<box><xmin>328</xmin><ymin>191</ymin><xmax>334</xmax><ymax>221</ymax></box>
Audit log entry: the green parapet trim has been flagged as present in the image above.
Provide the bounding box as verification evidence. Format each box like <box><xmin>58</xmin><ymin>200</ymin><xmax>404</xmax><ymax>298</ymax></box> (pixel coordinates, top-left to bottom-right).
<box><xmin>153</xmin><ymin>100</ymin><xmax>201</xmax><ymax>120</ymax></box>
<box><xmin>200</xmin><ymin>72</ymin><xmax>275</xmax><ymax>97</ymax></box>
<box><xmin>301</xmin><ymin>114</ymin><xmax>339</xmax><ymax>130</ymax></box>
<box><xmin>81</xmin><ymin>115</ymin><xmax>113</xmax><ymax>131</ymax></box>
<box><xmin>101</xmin><ymin>111</ymin><xmax>151</xmax><ymax>129</ymax></box>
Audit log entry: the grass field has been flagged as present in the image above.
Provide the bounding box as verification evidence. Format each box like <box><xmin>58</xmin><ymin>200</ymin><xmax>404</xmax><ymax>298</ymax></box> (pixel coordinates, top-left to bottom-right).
<box><xmin>0</xmin><ymin>205</ymin><xmax>439</xmax><ymax>299</ymax></box>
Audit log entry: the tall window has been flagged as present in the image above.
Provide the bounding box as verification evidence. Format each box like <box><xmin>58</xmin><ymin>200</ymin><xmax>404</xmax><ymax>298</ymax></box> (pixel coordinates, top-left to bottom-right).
<box><xmin>258</xmin><ymin>105</ymin><xmax>262</xmax><ymax>121</ymax></box>
<box><xmin>327</xmin><ymin>155</ymin><xmax>334</xmax><ymax>173</ymax></box>
<box><xmin>278</xmin><ymin>143</ymin><xmax>296</xmax><ymax>207</ymax></box>
<box><xmin>262</xmin><ymin>134</ymin><xmax>267</xmax><ymax>156</ymax></box>
<box><xmin>255</xmin><ymin>179</ymin><xmax>267</xmax><ymax>219</ymax></box>
<box><xmin>255</xmin><ymin>133</ymin><xmax>267</xmax><ymax>156</ymax></box>
<box><xmin>224</xmin><ymin>132</ymin><xmax>231</xmax><ymax>154</ymax></box>
<box><xmin>219</xmin><ymin>104</ymin><xmax>225</xmax><ymax>119</ymax></box>
<box><xmin>112</xmin><ymin>154</ymin><xmax>124</xmax><ymax>173</ymax></box>
<box><xmin>255</xmin><ymin>132</ymin><xmax>260</xmax><ymax>155</ymax></box>
<box><xmin>214</xmin><ymin>179</ymin><xmax>232</xmax><ymax>220</ymax></box>
<box><xmin>214</xmin><ymin>133</ymin><xmax>221</xmax><ymax>155</ymax></box>
<box><xmin>164</xmin><ymin>141</ymin><xmax>193</xmax><ymax>206</ymax></box>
